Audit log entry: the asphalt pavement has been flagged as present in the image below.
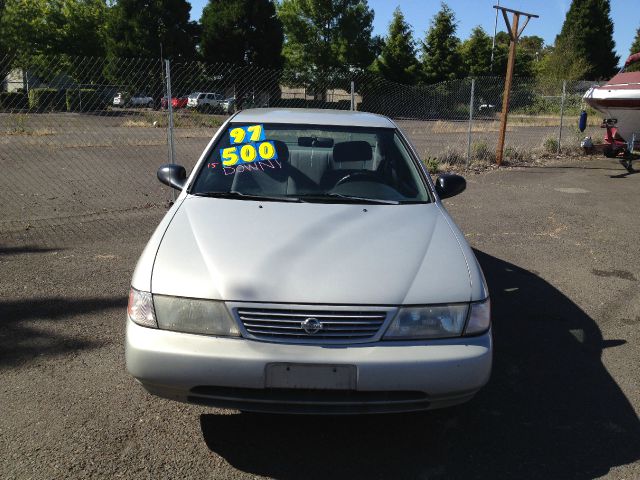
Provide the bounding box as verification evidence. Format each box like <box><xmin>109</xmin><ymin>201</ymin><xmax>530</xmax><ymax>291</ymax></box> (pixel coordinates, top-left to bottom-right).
<box><xmin>1</xmin><ymin>156</ymin><xmax>639</xmax><ymax>479</ymax></box>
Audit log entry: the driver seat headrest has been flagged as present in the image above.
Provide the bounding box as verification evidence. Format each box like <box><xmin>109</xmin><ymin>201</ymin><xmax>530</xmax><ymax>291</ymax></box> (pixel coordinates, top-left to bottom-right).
<box><xmin>332</xmin><ymin>141</ymin><xmax>372</xmax><ymax>168</ymax></box>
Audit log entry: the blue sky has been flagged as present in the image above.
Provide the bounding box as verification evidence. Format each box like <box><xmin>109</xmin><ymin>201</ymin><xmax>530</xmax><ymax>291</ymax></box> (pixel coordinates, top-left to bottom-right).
<box><xmin>189</xmin><ymin>0</ymin><xmax>639</xmax><ymax>64</ymax></box>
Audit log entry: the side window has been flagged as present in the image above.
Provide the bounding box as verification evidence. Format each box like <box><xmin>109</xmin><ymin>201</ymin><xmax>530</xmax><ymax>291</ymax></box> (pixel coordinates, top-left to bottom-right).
<box><xmin>206</xmin><ymin>94</ymin><xmax>214</xmax><ymax>100</ymax></box>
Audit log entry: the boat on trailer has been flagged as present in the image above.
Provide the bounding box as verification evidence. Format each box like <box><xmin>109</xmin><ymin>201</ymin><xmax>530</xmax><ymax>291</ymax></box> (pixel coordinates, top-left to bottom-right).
<box><xmin>583</xmin><ymin>52</ymin><xmax>640</xmax><ymax>171</ymax></box>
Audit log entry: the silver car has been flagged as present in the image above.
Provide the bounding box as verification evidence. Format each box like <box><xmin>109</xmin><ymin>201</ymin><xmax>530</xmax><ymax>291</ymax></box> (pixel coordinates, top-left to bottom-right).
<box><xmin>126</xmin><ymin>109</ymin><xmax>492</xmax><ymax>414</ymax></box>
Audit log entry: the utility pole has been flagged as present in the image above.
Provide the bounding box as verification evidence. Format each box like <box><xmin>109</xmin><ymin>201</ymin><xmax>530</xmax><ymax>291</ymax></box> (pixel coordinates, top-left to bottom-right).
<box><xmin>494</xmin><ymin>5</ymin><xmax>538</xmax><ymax>166</ymax></box>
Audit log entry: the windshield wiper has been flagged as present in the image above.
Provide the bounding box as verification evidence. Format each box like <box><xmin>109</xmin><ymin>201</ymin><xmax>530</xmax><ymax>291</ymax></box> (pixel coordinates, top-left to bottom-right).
<box><xmin>295</xmin><ymin>193</ymin><xmax>400</xmax><ymax>205</ymax></box>
<box><xmin>192</xmin><ymin>190</ymin><xmax>301</xmax><ymax>202</ymax></box>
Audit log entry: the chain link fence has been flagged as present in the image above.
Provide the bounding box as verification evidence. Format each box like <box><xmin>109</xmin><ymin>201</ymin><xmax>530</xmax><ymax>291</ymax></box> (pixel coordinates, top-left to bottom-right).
<box><xmin>0</xmin><ymin>54</ymin><xmax>602</xmax><ymax>245</ymax></box>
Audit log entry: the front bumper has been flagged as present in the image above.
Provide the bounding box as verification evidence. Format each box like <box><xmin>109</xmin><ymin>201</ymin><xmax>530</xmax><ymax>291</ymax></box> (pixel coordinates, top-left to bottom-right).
<box><xmin>126</xmin><ymin>319</ymin><xmax>492</xmax><ymax>414</ymax></box>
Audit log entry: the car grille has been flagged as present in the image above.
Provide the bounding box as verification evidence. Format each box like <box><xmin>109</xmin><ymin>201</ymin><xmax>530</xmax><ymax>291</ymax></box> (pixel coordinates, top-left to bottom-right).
<box><xmin>236</xmin><ymin>307</ymin><xmax>387</xmax><ymax>343</ymax></box>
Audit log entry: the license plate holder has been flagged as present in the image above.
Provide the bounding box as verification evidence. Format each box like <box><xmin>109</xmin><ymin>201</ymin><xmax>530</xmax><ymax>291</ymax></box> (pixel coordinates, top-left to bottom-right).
<box><xmin>265</xmin><ymin>363</ymin><xmax>356</xmax><ymax>390</ymax></box>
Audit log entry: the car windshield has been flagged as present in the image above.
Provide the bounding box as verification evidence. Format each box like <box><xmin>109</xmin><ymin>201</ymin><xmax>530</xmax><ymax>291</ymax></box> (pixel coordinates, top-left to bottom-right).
<box><xmin>190</xmin><ymin>123</ymin><xmax>430</xmax><ymax>204</ymax></box>
<box><xmin>188</xmin><ymin>93</ymin><xmax>200</xmax><ymax>99</ymax></box>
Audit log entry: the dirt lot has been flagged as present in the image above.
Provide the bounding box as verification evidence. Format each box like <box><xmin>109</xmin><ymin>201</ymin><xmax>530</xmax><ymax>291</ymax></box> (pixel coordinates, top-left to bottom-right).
<box><xmin>1</xmin><ymin>152</ymin><xmax>639</xmax><ymax>479</ymax></box>
<box><xmin>0</xmin><ymin>111</ymin><xmax>603</xmax><ymax>242</ymax></box>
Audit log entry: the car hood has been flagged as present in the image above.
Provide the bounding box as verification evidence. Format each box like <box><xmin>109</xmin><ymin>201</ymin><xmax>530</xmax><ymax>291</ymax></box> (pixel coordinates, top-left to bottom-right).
<box><xmin>151</xmin><ymin>197</ymin><xmax>473</xmax><ymax>305</ymax></box>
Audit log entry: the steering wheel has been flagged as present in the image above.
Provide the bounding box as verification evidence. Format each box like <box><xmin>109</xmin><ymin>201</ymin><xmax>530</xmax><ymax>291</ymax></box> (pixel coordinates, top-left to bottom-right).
<box><xmin>335</xmin><ymin>170</ymin><xmax>382</xmax><ymax>187</ymax></box>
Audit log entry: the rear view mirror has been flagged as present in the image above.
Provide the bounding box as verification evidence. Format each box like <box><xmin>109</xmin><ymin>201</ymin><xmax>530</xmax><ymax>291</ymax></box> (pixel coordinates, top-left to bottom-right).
<box><xmin>157</xmin><ymin>163</ymin><xmax>187</xmax><ymax>191</ymax></box>
<box><xmin>298</xmin><ymin>136</ymin><xmax>334</xmax><ymax>148</ymax></box>
<box><xmin>435</xmin><ymin>173</ymin><xmax>466</xmax><ymax>199</ymax></box>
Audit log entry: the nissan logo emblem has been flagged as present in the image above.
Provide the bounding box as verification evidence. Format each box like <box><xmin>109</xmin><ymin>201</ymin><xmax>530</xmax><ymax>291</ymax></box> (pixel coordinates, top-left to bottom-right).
<box><xmin>301</xmin><ymin>317</ymin><xmax>323</xmax><ymax>335</ymax></box>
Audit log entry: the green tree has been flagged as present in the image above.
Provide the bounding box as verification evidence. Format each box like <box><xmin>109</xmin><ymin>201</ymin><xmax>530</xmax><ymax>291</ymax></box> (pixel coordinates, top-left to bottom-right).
<box><xmin>279</xmin><ymin>0</ymin><xmax>380</xmax><ymax>92</ymax></box>
<box><xmin>371</xmin><ymin>7</ymin><xmax>419</xmax><ymax>85</ymax></box>
<box><xmin>104</xmin><ymin>0</ymin><xmax>198</xmax><ymax>94</ymax></box>
<box><xmin>200</xmin><ymin>0</ymin><xmax>283</xmax><ymax>68</ymax></box>
<box><xmin>420</xmin><ymin>3</ymin><xmax>463</xmax><ymax>84</ymax></box>
<box><xmin>535</xmin><ymin>34</ymin><xmax>590</xmax><ymax>81</ymax></box>
<box><xmin>627</xmin><ymin>27</ymin><xmax>640</xmax><ymax>72</ymax></box>
<box><xmin>0</xmin><ymin>1</ymin><xmax>7</xmax><ymax>57</ymax></box>
<box><xmin>554</xmin><ymin>0</ymin><xmax>618</xmax><ymax>79</ymax></box>
<box><xmin>631</xmin><ymin>28</ymin><xmax>640</xmax><ymax>55</ymax></box>
<box><xmin>105</xmin><ymin>0</ymin><xmax>198</xmax><ymax>60</ymax></box>
<box><xmin>0</xmin><ymin>0</ymin><xmax>107</xmax><ymax>85</ymax></box>
<box><xmin>492</xmin><ymin>32</ymin><xmax>543</xmax><ymax>77</ymax></box>
<box><xmin>0</xmin><ymin>0</ymin><xmax>106</xmax><ymax>60</ymax></box>
<box><xmin>459</xmin><ymin>26</ymin><xmax>492</xmax><ymax>77</ymax></box>
<box><xmin>62</xmin><ymin>0</ymin><xmax>108</xmax><ymax>58</ymax></box>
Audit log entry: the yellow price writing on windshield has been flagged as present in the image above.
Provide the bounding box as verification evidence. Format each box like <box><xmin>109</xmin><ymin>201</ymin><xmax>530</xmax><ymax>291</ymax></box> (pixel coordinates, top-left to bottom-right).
<box><xmin>229</xmin><ymin>124</ymin><xmax>265</xmax><ymax>144</ymax></box>
<box><xmin>220</xmin><ymin>140</ymin><xmax>278</xmax><ymax>167</ymax></box>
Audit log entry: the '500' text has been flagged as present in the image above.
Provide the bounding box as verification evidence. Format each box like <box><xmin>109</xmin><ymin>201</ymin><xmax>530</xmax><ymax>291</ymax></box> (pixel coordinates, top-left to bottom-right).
<box><xmin>220</xmin><ymin>140</ymin><xmax>279</xmax><ymax>167</ymax></box>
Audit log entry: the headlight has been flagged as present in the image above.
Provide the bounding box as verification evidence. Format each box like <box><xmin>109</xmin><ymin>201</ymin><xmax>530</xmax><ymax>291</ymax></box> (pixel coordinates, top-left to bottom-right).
<box><xmin>464</xmin><ymin>298</ymin><xmax>491</xmax><ymax>335</ymax></box>
<box><xmin>128</xmin><ymin>287</ymin><xmax>157</xmax><ymax>328</ymax></box>
<box><xmin>153</xmin><ymin>295</ymin><xmax>240</xmax><ymax>337</ymax></box>
<box><xmin>383</xmin><ymin>304</ymin><xmax>468</xmax><ymax>339</ymax></box>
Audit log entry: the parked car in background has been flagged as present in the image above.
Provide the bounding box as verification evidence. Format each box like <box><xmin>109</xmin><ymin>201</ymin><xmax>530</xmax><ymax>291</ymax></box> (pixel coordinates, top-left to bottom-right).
<box><xmin>478</xmin><ymin>102</ymin><xmax>497</xmax><ymax>113</ymax></box>
<box><xmin>129</xmin><ymin>93</ymin><xmax>154</xmax><ymax>108</ymax></box>
<box><xmin>220</xmin><ymin>97</ymin><xmax>236</xmax><ymax>113</ymax></box>
<box><xmin>126</xmin><ymin>108</ymin><xmax>492</xmax><ymax>414</ymax></box>
<box><xmin>114</xmin><ymin>92</ymin><xmax>154</xmax><ymax>108</ymax></box>
<box><xmin>187</xmin><ymin>92</ymin><xmax>224</xmax><ymax>112</ymax></box>
<box><xmin>161</xmin><ymin>95</ymin><xmax>189</xmax><ymax>110</ymax></box>
<box><xmin>112</xmin><ymin>92</ymin><xmax>130</xmax><ymax>107</ymax></box>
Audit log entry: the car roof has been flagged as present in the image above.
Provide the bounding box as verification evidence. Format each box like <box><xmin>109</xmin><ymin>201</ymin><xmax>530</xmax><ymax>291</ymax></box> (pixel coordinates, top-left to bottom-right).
<box><xmin>232</xmin><ymin>108</ymin><xmax>395</xmax><ymax>128</ymax></box>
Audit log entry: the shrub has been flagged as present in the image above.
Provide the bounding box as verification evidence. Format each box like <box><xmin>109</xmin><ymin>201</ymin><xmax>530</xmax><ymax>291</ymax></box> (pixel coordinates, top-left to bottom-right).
<box><xmin>425</xmin><ymin>157</ymin><xmax>440</xmax><ymax>174</ymax></box>
<box><xmin>28</xmin><ymin>88</ymin><xmax>65</xmax><ymax>112</ymax></box>
<box><xmin>66</xmin><ymin>88</ymin><xmax>107</xmax><ymax>112</ymax></box>
<box><xmin>438</xmin><ymin>148</ymin><xmax>465</xmax><ymax>166</ymax></box>
<box><xmin>504</xmin><ymin>145</ymin><xmax>531</xmax><ymax>163</ymax></box>
<box><xmin>543</xmin><ymin>136</ymin><xmax>559</xmax><ymax>154</ymax></box>
<box><xmin>0</xmin><ymin>91</ymin><xmax>28</xmax><ymax>110</ymax></box>
<box><xmin>10</xmin><ymin>114</ymin><xmax>27</xmax><ymax>134</ymax></box>
<box><xmin>472</xmin><ymin>140</ymin><xmax>496</xmax><ymax>164</ymax></box>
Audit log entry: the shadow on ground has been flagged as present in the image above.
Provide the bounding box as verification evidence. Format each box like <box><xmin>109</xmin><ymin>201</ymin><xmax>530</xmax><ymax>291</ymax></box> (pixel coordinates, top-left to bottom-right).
<box><xmin>0</xmin><ymin>296</ymin><xmax>125</xmax><ymax>367</ymax></box>
<box><xmin>0</xmin><ymin>245</ymin><xmax>60</xmax><ymax>255</ymax></box>
<box><xmin>200</xmin><ymin>250</ymin><xmax>640</xmax><ymax>480</ymax></box>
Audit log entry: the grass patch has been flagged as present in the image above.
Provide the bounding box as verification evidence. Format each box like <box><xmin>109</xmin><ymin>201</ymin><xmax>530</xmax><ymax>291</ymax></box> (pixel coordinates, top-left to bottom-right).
<box><xmin>121</xmin><ymin>111</ymin><xmax>225</xmax><ymax>129</ymax></box>
<box><xmin>431</xmin><ymin>120</ymin><xmax>512</xmax><ymax>133</ymax></box>
<box><xmin>422</xmin><ymin>114</ymin><xmax>601</xmax><ymax>135</ymax></box>
<box><xmin>1</xmin><ymin>115</ymin><xmax>55</xmax><ymax>136</ymax></box>
<box><xmin>122</xmin><ymin>119</ymin><xmax>151</xmax><ymax>128</ymax></box>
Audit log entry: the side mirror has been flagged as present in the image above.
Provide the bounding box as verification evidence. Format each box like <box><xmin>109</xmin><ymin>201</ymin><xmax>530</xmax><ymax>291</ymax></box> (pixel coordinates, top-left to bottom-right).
<box><xmin>435</xmin><ymin>173</ymin><xmax>466</xmax><ymax>199</ymax></box>
<box><xmin>157</xmin><ymin>163</ymin><xmax>187</xmax><ymax>191</ymax></box>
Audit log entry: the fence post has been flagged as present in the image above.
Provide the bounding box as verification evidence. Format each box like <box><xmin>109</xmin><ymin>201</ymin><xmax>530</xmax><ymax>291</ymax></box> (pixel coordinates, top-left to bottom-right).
<box><xmin>466</xmin><ymin>78</ymin><xmax>476</xmax><ymax>166</ymax></box>
<box><xmin>165</xmin><ymin>59</ymin><xmax>176</xmax><ymax>201</ymax></box>
<box><xmin>557</xmin><ymin>80</ymin><xmax>566</xmax><ymax>154</ymax></box>
<box><xmin>350</xmin><ymin>81</ymin><xmax>355</xmax><ymax>111</ymax></box>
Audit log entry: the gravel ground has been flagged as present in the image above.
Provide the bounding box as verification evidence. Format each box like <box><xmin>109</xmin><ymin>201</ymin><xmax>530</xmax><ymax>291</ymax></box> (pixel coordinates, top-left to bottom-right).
<box><xmin>0</xmin><ymin>112</ymin><xmax>602</xmax><ymax>244</ymax></box>
<box><xmin>1</xmin><ymin>154</ymin><xmax>639</xmax><ymax>479</ymax></box>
